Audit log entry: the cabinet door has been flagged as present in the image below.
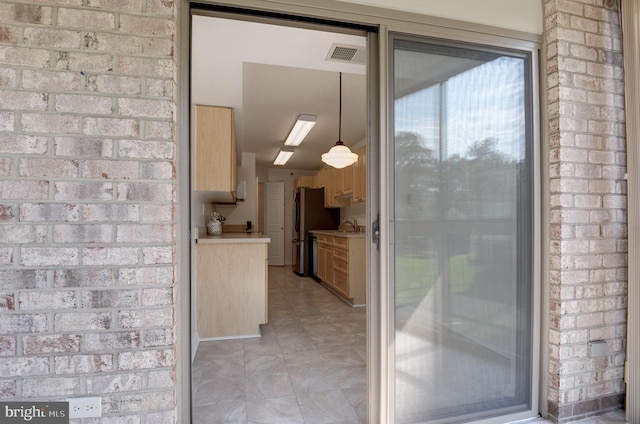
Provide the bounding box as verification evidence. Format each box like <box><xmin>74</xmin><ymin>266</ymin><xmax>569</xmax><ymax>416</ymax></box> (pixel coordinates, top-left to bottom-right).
<box><xmin>324</xmin><ymin>170</ymin><xmax>335</xmax><ymax>207</ymax></box>
<box><xmin>317</xmin><ymin>243</ymin><xmax>327</xmax><ymax>281</ymax></box>
<box><xmin>295</xmin><ymin>175</ymin><xmax>314</xmax><ymax>189</ymax></box>
<box><xmin>332</xmin><ymin>246</ymin><xmax>349</xmax><ymax>296</ymax></box>
<box><xmin>264</xmin><ymin>244</ymin><xmax>269</xmax><ymax>323</ymax></box>
<box><xmin>324</xmin><ymin>246</ymin><xmax>334</xmax><ymax>286</ymax></box>
<box><xmin>354</xmin><ymin>146</ymin><xmax>366</xmax><ymax>203</ymax></box>
<box><xmin>334</xmin><ymin>166</ymin><xmax>344</xmax><ymax>196</ymax></box>
<box><xmin>314</xmin><ymin>167</ymin><xmax>325</xmax><ymax>189</ymax></box>
<box><xmin>333</xmin><ymin>269</ymin><xmax>349</xmax><ymax>297</ymax></box>
<box><xmin>342</xmin><ymin>164</ymin><xmax>354</xmax><ymax>195</ymax></box>
<box><xmin>196</xmin><ymin>242</ymin><xmax>267</xmax><ymax>338</ymax></box>
<box><xmin>194</xmin><ymin>105</ymin><xmax>236</xmax><ymax>193</ymax></box>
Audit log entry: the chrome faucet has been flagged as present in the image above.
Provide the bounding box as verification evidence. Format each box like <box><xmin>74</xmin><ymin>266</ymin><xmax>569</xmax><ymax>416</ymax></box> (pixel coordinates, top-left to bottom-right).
<box><xmin>343</xmin><ymin>217</ymin><xmax>357</xmax><ymax>232</ymax></box>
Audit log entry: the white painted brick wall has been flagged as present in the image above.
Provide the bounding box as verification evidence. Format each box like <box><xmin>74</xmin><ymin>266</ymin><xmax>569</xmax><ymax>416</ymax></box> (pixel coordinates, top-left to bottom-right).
<box><xmin>545</xmin><ymin>0</ymin><xmax>627</xmax><ymax>421</ymax></box>
<box><xmin>0</xmin><ymin>1</ymin><xmax>177</xmax><ymax>422</ymax></box>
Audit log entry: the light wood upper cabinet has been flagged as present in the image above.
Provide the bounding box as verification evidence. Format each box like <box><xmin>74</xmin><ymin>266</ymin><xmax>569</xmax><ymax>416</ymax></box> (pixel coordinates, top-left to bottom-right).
<box><xmin>334</xmin><ymin>165</ymin><xmax>344</xmax><ymax>196</ymax></box>
<box><xmin>194</xmin><ymin>105</ymin><xmax>237</xmax><ymax>199</ymax></box>
<box><xmin>324</xmin><ymin>168</ymin><xmax>337</xmax><ymax>207</ymax></box>
<box><xmin>321</xmin><ymin>166</ymin><xmax>350</xmax><ymax>208</ymax></box>
<box><xmin>313</xmin><ymin>159</ymin><xmax>361</xmax><ymax>208</ymax></box>
<box><xmin>314</xmin><ymin>167</ymin><xmax>326</xmax><ymax>190</ymax></box>
<box><xmin>353</xmin><ymin>146</ymin><xmax>366</xmax><ymax>203</ymax></box>
<box><xmin>334</xmin><ymin>164</ymin><xmax>354</xmax><ymax>196</ymax></box>
<box><xmin>294</xmin><ymin>175</ymin><xmax>314</xmax><ymax>189</ymax></box>
<box><xmin>342</xmin><ymin>164</ymin><xmax>354</xmax><ymax>196</ymax></box>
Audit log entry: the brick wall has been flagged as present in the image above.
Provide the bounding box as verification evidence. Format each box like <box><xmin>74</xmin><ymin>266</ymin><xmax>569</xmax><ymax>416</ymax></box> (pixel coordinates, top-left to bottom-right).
<box><xmin>0</xmin><ymin>0</ymin><xmax>632</xmax><ymax>422</ymax></box>
<box><xmin>0</xmin><ymin>1</ymin><xmax>178</xmax><ymax>422</ymax></box>
<box><xmin>544</xmin><ymin>0</ymin><xmax>627</xmax><ymax>421</ymax></box>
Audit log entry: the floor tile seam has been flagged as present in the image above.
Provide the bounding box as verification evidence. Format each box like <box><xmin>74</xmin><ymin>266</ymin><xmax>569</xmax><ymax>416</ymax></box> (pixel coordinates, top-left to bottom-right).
<box><xmin>194</xmin><ymin>397</ymin><xmax>248</xmax><ymax>409</ymax></box>
<box><xmin>293</xmin><ymin>387</ymin><xmax>361</xmax><ymax>423</ymax></box>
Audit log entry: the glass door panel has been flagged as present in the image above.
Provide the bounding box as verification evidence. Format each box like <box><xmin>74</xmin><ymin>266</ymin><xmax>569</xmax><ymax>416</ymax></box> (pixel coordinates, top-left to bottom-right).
<box><xmin>391</xmin><ymin>36</ymin><xmax>534</xmax><ymax>423</ymax></box>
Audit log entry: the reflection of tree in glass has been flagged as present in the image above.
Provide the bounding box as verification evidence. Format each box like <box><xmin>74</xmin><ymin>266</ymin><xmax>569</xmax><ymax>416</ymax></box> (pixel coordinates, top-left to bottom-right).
<box><xmin>446</xmin><ymin>137</ymin><xmax>518</xmax><ymax>220</ymax></box>
<box><xmin>394</xmin><ymin>131</ymin><xmax>438</xmax><ymax>221</ymax></box>
<box><xmin>395</xmin><ymin>133</ymin><xmax>518</xmax><ymax>221</ymax></box>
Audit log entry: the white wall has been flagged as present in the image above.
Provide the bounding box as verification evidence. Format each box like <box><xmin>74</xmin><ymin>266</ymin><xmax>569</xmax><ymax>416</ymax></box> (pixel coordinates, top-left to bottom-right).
<box><xmin>337</xmin><ymin>0</ymin><xmax>543</xmax><ymax>34</ymax></box>
<box><xmin>340</xmin><ymin>201</ymin><xmax>366</xmax><ymax>230</ymax></box>
<box><xmin>215</xmin><ymin>152</ymin><xmax>258</xmax><ymax>227</ymax></box>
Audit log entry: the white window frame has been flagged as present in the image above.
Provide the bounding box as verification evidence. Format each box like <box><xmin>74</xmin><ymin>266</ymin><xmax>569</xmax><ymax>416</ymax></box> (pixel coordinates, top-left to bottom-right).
<box><xmin>382</xmin><ymin>29</ymin><xmax>542</xmax><ymax>424</ymax></box>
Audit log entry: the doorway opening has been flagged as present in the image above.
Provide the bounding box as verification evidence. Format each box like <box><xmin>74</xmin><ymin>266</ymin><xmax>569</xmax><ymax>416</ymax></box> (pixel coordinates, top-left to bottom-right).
<box><xmin>189</xmin><ymin>8</ymin><xmax>373</xmax><ymax>423</ymax></box>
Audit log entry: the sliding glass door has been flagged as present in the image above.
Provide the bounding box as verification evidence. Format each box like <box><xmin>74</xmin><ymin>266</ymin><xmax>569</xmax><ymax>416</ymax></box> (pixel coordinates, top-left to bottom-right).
<box><xmin>390</xmin><ymin>35</ymin><xmax>536</xmax><ymax>423</ymax></box>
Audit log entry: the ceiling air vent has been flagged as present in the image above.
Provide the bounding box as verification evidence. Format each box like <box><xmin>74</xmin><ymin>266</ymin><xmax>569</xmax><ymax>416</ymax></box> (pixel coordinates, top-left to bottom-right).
<box><xmin>326</xmin><ymin>43</ymin><xmax>366</xmax><ymax>64</ymax></box>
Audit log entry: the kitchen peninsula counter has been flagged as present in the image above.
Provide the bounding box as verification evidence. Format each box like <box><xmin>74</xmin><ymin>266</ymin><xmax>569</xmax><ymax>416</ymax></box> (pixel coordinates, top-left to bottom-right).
<box><xmin>309</xmin><ymin>230</ymin><xmax>366</xmax><ymax>238</ymax></box>
<box><xmin>194</xmin><ymin>227</ymin><xmax>270</xmax><ymax>340</ymax></box>
<box><xmin>195</xmin><ymin>227</ymin><xmax>270</xmax><ymax>244</ymax></box>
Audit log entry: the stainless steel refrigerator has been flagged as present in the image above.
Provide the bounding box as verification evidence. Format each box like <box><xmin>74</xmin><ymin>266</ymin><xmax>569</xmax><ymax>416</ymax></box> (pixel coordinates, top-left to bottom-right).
<box><xmin>292</xmin><ymin>187</ymin><xmax>340</xmax><ymax>276</ymax></box>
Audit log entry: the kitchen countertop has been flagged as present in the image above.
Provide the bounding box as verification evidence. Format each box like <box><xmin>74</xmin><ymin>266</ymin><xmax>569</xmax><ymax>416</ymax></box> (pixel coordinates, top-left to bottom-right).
<box><xmin>310</xmin><ymin>230</ymin><xmax>366</xmax><ymax>238</ymax></box>
<box><xmin>195</xmin><ymin>227</ymin><xmax>270</xmax><ymax>244</ymax></box>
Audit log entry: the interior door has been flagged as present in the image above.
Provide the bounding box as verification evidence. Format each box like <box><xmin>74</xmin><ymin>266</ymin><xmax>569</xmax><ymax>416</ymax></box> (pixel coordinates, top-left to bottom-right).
<box><xmin>266</xmin><ymin>181</ymin><xmax>285</xmax><ymax>266</ymax></box>
<box><xmin>388</xmin><ymin>33</ymin><xmax>537</xmax><ymax>424</ymax></box>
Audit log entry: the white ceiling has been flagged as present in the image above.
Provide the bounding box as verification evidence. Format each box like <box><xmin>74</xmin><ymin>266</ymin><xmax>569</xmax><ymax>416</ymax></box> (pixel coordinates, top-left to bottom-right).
<box><xmin>191</xmin><ymin>15</ymin><xmax>367</xmax><ymax>170</ymax></box>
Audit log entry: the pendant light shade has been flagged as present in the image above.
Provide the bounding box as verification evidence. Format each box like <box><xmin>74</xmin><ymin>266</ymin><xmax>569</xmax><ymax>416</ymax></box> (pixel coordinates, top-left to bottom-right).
<box><xmin>321</xmin><ymin>141</ymin><xmax>358</xmax><ymax>169</ymax></box>
<box><xmin>321</xmin><ymin>72</ymin><xmax>358</xmax><ymax>169</ymax></box>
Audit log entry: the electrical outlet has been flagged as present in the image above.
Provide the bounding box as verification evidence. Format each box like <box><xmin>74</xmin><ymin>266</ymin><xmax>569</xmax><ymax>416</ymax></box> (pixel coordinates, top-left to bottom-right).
<box><xmin>67</xmin><ymin>396</ymin><xmax>102</xmax><ymax>418</ymax></box>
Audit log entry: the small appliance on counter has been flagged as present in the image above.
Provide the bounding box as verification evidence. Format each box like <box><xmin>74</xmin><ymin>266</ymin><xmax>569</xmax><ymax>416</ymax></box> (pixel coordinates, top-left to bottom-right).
<box><xmin>292</xmin><ymin>187</ymin><xmax>339</xmax><ymax>277</ymax></box>
<box><xmin>206</xmin><ymin>212</ymin><xmax>225</xmax><ymax>236</ymax></box>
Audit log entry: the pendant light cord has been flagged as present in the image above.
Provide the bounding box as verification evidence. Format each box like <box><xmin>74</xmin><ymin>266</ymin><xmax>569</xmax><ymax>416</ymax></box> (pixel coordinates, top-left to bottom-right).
<box><xmin>338</xmin><ymin>72</ymin><xmax>343</xmax><ymax>145</ymax></box>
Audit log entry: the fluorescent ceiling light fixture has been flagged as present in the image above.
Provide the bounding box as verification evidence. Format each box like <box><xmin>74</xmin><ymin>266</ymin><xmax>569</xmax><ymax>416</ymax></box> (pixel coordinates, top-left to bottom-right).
<box><xmin>273</xmin><ymin>148</ymin><xmax>295</xmax><ymax>166</ymax></box>
<box><xmin>284</xmin><ymin>114</ymin><xmax>316</xmax><ymax>146</ymax></box>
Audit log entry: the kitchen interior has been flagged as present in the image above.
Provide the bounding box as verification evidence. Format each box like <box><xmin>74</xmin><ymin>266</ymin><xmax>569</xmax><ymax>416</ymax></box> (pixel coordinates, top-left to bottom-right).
<box><xmin>190</xmin><ymin>13</ymin><xmax>369</xmax><ymax>423</ymax></box>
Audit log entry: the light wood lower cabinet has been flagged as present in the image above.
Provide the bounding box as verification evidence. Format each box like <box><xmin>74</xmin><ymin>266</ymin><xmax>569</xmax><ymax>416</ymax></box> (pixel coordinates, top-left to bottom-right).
<box><xmin>316</xmin><ymin>234</ymin><xmax>366</xmax><ymax>306</ymax></box>
<box><xmin>196</xmin><ymin>242</ymin><xmax>268</xmax><ymax>338</ymax></box>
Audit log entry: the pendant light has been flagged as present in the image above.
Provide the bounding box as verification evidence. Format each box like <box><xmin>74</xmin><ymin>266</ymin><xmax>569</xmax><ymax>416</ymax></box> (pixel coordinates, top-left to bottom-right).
<box><xmin>321</xmin><ymin>72</ymin><xmax>358</xmax><ymax>169</ymax></box>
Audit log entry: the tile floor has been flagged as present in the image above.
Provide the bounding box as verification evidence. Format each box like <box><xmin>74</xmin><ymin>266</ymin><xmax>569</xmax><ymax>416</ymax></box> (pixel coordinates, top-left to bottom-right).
<box><xmin>538</xmin><ymin>410</ymin><xmax>628</xmax><ymax>424</ymax></box>
<box><xmin>192</xmin><ymin>265</ymin><xmax>367</xmax><ymax>423</ymax></box>
<box><xmin>191</xmin><ymin>266</ymin><xmax>628</xmax><ymax>424</ymax></box>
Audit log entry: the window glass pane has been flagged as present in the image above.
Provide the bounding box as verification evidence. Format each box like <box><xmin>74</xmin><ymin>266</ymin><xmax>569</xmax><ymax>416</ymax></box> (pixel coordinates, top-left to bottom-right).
<box><xmin>393</xmin><ymin>38</ymin><xmax>533</xmax><ymax>423</ymax></box>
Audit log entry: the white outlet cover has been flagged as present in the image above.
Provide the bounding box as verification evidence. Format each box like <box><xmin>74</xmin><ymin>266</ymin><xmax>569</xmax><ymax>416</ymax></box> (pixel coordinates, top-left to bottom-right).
<box><xmin>67</xmin><ymin>396</ymin><xmax>102</xmax><ymax>418</ymax></box>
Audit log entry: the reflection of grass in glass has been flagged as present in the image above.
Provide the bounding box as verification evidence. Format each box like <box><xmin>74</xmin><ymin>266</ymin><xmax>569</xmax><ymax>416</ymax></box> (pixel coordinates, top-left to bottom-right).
<box><xmin>395</xmin><ymin>255</ymin><xmax>474</xmax><ymax>305</ymax></box>
<box><xmin>450</xmin><ymin>255</ymin><xmax>474</xmax><ymax>293</ymax></box>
